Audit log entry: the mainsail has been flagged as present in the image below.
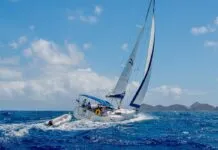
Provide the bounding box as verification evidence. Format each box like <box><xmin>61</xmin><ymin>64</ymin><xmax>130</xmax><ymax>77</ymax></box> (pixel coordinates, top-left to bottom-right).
<box><xmin>130</xmin><ymin>2</ymin><xmax>155</xmax><ymax>108</ymax></box>
<box><xmin>106</xmin><ymin>26</ymin><xmax>145</xmax><ymax>100</ymax></box>
<box><xmin>106</xmin><ymin>0</ymin><xmax>154</xmax><ymax>107</ymax></box>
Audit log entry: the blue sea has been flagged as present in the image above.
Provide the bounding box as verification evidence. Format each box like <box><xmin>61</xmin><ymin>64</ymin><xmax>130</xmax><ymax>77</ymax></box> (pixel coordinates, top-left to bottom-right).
<box><xmin>0</xmin><ymin>111</ymin><xmax>217</xmax><ymax>150</ymax></box>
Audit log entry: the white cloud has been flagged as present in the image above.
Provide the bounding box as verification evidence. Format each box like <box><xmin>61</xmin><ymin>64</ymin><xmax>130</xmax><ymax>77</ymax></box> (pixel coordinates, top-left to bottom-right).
<box><xmin>191</xmin><ymin>26</ymin><xmax>216</xmax><ymax>35</ymax></box>
<box><xmin>204</xmin><ymin>40</ymin><xmax>218</xmax><ymax>48</ymax></box>
<box><xmin>121</xmin><ymin>43</ymin><xmax>128</xmax><ymax>51</ymax></box>
<box><xmin>151</xmin><ymin>85</ymin><xmax>183</xmax><ymax>99</ymax></box>
<box><xmin>23</xmin><ymin>48</ymin><xmax>32</xmax><ymax>57</ymax></box>
<box><xmin>94</xmin><ymin>5</ymin><xmax>103</xmax><ymax>16</ymax></box>
<box><xmin>68</xmin><ymin>5</ymin><xmax>102</xmax><ymax>24</ymax></box>
<box><xmin>26</xmin><ymin>39</ymin><xmax>84</xmax><ymax>65</ymax></box>
<box><xmin>0</xmin><ymin>57</ymin><xmax>209</xmax><ymax>109</ymax></box>
<box><xmin>136</xmin><ymin>24</ymin><xmax>143</xmax><ymax>29</ymax></box>
<box><xmin>214</xmin><ymin>17</ymin><xmax>218</xmax><ymax>25</ymax></box>
<box><xmin>9</xmin><ymin>41</ymin><xmax>19</xmax><ymax>49</ymax></box>
<box><xmin>149</xmin><ymin>85</ymin><xmax>207</xmax><ymax>102</ymax></box>
<box><xmin>79</xmin><ymin>5</ymin><xmax>103</xmax><ymax>24</ymax></box>
<box><xmin>0</xmin><ymin>81</ymin><xmax>25</xmax><ymax>99</ymax></box>
<box><xmin>18</xmin><ymin>36</ymin><xmax>27</xmax><ymax>44</ymax></box>
<box><xmin>83</xmin><ymin>42</ymin><xmax>92</xmax><ymax>50</ymax></box>
<box><xmin>68</xmin><ymin>15</ymin><xmax>75</xmax><ymax>21</ymax></box>
<box><xmin>67</xmin><ymin>43</ymin><xmax>85</xmax><ymax>65</ymax></box>
<box><xmin>29</xmin><ymin>25</ymin><xmax>35</xmax><ymax>31</ymax></box>
<box><xmin>0</xmin><ymin>68</ymin><xmax>22</xmax><ymax>80</ymax></box>
<box><xmin>9</xmin><ymin>36</ymin><xmax>28</xmax><ymax>49</ymax></box>
<box><xmin>0</xmin><ymin>57</ymin><xmax>20</xmax><ymax>65</ymax></box>
<box><xmin>79</xmin><ymin>15</ymin><xmax>97</xmax><ymax>24</ymax></box>
<box><xmin>0</xmin><ymin>66</ymin><xmax>116</xmax><ymax>102</ymax></box>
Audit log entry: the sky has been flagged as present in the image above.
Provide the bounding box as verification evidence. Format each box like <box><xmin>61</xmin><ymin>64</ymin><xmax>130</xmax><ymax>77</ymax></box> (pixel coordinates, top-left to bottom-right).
<box><xmin>0</xmin><ymin>0</ymin><xmax>218</xmax><ymax>110</ymax></box>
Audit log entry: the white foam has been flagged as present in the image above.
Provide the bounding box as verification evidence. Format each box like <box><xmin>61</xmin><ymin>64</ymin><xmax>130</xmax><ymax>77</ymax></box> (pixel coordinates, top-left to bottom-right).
<box><xmin>0</xmin><ymin>113</ymin><xmax>156</xmax><ymax>137</ymax></box>
<box><xmin>43</xmin><ymin>113</ymin><xmax>155</xmax><ymax>131</ymax></box>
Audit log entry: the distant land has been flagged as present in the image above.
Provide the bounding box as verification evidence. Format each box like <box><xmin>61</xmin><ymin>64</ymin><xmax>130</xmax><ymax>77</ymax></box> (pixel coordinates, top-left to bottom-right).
<box><xmin>140</xmin><ymin>102</ymin><xmax>218</xmax><ymax>112</ymax></box>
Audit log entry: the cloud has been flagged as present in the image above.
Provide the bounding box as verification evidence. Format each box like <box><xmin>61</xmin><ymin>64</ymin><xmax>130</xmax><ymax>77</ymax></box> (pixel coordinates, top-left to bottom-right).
<box><xmin>83</xmin><ymin>42</ymin><xmax>92</xmax><ymax>50</ymax></box>
<box><xmin>149</xmin><ymin>85</ymin><xmax>207</xmax><ymax>100</ymax></box>
<box><xmin>68</xmin><ymin>5</ymin><xmax>103</xmax><ymax>24</ymax></box>
<box><xmin>9</xmin><ymin>42</ymin><xmax>18</xmax><ymax>49</ymax></box>
<box><xmin>0</xmin><ymin>68</ymin><xmax>22</xmax><ymax>80</ymax></box>
<box><xmin>29</xmin><ymin>25</ymin><xmax>35</xmax><ymax>31</ymax></box>
<box><xmin>191</xmin><ymin>26</ymin><xmax>216</xmax><ymax>35</ymax></box>
<box><xmin>151</xmin><ymin>85</ymin><xmax>183</xmax><ymax>99</ymax></box>
<box><xmin>0</xmin><ymin>66</ymin><xmax>116</xmax><ymax>102</ymax></box>
<box><xmin>67</xmin><ymin>43</ymin><xmax>85</xmax><ymax>65</ymax></box>
<box><xmin>0</xmin><ymin>81</ymin><xmax>25</xmax><ymax>99</ymax></box>
<box><xmin>121</xmin><ymin>43</ymin><xmax>128</xmax><ymax>51</ymax></box>
<box><xmin>9</xmin><ymin>36</ymin><xmax>28</xmax><ymax>49</ymax></box>
<box><xmin>0</xmin><ymin>36</ymin><xmax>136</xmax><ymax>107</ymax></box>
<box><xmin>0</xmin><ymin>57</ymin><xmax>20</xmax><ymax>65</ymax></box>
<box><xmin>94</xmin><ymin>5</ymin><xmax>103</xmax><ymax>16</ymax></box>
<box><xmin>79</xmin><ymin>15</ymin><xmax>98</xmax><ymax>24</ymax></box>
<box><xmin>214</xmin><ymin>17</ymin><xmax>218</xmax><ymax>25</ymax></box>
<box><xmin>25</xmin><ymin>39</ymin><xmax>84</xmax><ymax>65</ymax></box>
<box><xmin>136</xmin><ymin>24</ymin><xmax>143</xmax><ymax>29</ymax></box>
<box><xmin>204</xmin><ymin>40</ymin><xmax>218</xmax><ymax>48</ymax></box>
<box><xmin>23</xmin><ymin>48</ymin><xmax>32</xmax><ymax>57</ymax></box>
<box><xmin>67</xmin><ymin>15</ymin><xmax>75</xmax><ymax>21</ymax></box>
<box><xmin>18</xmin><ymin>36</ymin><xmax>27</xmax><ymax>44</ymax></box>
<box><xmin>1</xmin><ymin>38</ymin><xmax>91</xmax><ymax>101</ymax></box>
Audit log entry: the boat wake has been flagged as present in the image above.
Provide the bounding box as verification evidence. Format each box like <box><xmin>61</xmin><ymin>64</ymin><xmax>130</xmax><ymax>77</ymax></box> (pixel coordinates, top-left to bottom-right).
<box><xmin>0</xmin><ymin>113</ymin><xmax>156</xmax><ymax>138</ymax></box>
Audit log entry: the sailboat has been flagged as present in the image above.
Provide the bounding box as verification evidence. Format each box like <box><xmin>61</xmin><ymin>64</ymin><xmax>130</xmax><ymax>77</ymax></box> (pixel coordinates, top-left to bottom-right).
<box><xmin>73</xmin><ymin>0</ymin><xmax>156</xmax><ymax>122</ymax></box>
<box><xmin>45</xmin><ymin>0</ymin><xmax>156</xmax><ymax>126</ymax></box>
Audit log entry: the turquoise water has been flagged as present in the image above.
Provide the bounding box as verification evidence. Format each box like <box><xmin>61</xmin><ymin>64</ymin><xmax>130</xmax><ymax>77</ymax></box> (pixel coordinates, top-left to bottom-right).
<box><xmin>0</xmin><ymin>111</ymin><xmax>217</xmax><ymax>149</ymax></box>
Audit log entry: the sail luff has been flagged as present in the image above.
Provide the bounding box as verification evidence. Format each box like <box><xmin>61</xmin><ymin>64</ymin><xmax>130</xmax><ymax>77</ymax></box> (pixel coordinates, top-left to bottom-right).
<box><xmin>129</xmin><ymin>4</ymin><xmax>155</xmax><ymax>108</ymax></box>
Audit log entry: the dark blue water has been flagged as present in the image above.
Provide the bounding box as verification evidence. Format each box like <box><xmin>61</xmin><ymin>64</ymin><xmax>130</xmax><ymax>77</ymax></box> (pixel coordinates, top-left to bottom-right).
<box><xmin>0</xmin><ymin>111</ymin><xmax>217</xmax><ymax>150</ymax></box>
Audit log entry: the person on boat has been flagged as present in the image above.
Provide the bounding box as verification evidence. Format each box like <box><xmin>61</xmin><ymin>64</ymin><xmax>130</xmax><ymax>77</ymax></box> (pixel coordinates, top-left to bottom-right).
<box><xmin>87</xmin><ymin>102</ymin><xmax>91</xmax><ymax>110</ymax></box>
<box><xmin>93</xmin><ymin>104</ymin><xmax>103</xmax><ymax>116</ymax></box>
<box><xmin>101</xmin><ymin>107</ymin><xmax>108</xmax><ymax>116</ymax></box>
<box><xmin>47</xmin><ymin>120</ymin><xmax>53</xmax><ymax>126</ymax></box>
<box><xmin>81</xmin><ymin>99</ymin><xmax>87</xmax><ymax>108</ymax></box>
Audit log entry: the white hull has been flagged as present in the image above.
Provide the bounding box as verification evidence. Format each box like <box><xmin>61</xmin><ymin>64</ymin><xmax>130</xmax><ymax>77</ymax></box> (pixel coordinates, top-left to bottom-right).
<box><xmin>73</xmin><ymin>107</ymin><xmax>136</xmax><ymax>122</ymax></box>
<box><xmin>45</xmin><ymin>114</ymin><xmax>72</xmax><ymax>127</ymax></box>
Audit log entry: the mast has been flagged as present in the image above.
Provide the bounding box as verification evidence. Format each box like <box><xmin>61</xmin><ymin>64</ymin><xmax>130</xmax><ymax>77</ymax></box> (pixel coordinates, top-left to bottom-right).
<box><xmin>106</xmin><ymin>0</ymin><xmax>154</xmax><ymax>109</ymax></box>
<box><xmin>129</xmin><ymin>0</ymin><xmax>155</xmax><ymax>109</ymax></box>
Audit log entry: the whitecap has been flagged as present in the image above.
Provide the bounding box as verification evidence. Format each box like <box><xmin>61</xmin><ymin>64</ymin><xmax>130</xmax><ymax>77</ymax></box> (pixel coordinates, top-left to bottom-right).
<box><xmin>0</xmin><ymin>113</ymin><xmax>156</xmax><ymax>137</ymax></box>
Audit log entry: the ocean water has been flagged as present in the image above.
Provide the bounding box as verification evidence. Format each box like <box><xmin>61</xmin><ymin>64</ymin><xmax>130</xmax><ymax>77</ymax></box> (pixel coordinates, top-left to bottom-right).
<box><xmin>0</xmin><ymin>111</ymin><xmax>217</xmax><ymax>150</ymax></box>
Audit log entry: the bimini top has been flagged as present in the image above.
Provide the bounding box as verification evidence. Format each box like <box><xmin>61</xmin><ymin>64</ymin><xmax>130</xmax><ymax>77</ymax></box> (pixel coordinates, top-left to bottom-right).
<box><xmin>80</xmin><ymin>94</ymin><xmax>113</xmax><ymax>108</ymax></box>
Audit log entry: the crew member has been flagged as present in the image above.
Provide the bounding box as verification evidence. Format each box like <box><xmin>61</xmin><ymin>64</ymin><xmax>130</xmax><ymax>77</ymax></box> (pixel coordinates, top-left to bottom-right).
<box><xmin>82</xmin><ymin>99</ymin><xmax>87</xmax><ymax>108</ymax></box>
<box><xmin>87</xmin><ymin>102</ymin><xmax>91</xmax><ymax>110</ymax></box>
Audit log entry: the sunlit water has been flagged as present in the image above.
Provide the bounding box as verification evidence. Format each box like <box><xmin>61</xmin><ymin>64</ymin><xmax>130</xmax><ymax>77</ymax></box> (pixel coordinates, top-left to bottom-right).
<box><xmin>0</xmin><ymin>111</ymin><xmax>217</xmax><ymax>149</ymax></box>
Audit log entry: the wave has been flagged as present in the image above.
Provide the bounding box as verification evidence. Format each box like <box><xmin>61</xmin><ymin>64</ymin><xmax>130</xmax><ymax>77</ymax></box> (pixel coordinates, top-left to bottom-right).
<box><xmin>0</xmin><ymin>113</ymin><xmax>155</xmax><ymax>138</ymax></box>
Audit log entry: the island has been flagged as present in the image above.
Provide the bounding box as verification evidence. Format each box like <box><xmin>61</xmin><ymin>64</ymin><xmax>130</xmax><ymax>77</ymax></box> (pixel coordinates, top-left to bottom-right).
<box><xmin>140</xmin><ymin>102</ymin><xmax>218</xmax><ymax>112</ymax></box>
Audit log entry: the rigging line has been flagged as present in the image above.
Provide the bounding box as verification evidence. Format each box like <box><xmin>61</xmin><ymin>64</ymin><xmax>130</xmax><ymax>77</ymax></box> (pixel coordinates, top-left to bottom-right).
<box><xmin>132</xmin><ymin>0</ymin><xmax>154</xmax><ymax>84</ymax></box>
<box><xmin>130</xmin><ymin>0</ymin><xmax>154</xmax><ymax>79</ymax></box>
<box><xmin>130</xmin><ymin>2</ymin><xmax>155</xmax><ymax>108</ymax></box>
<box><xmin>142</xmin><ymin>0</ymin><xmax>154</xmax><ymax>27</ymax></box>
<box><xmin>120</xmin><ymin>0</ymin><xmax>154</xmax><ymax>102</ymax></box>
